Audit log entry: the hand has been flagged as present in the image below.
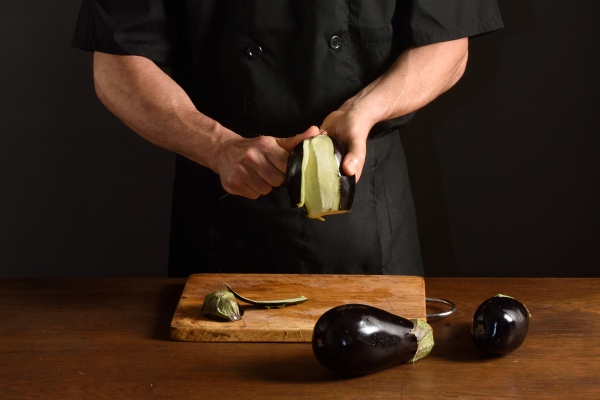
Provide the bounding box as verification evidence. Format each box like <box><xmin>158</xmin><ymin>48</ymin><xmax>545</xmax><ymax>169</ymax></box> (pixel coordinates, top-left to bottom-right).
<box><xmin>319</xmin><ymin>39</ymin><xmax>469</xmax><ymax>182</ymax></box>
<box><xmin>215</xmin><ymin>126</ymin><xmax>320</xmax><ymax>199</ymax></box>
<box><xmin>321</xmin><ymin>109</ymin><xmax>374</xmax><ymax>182</ymax></box>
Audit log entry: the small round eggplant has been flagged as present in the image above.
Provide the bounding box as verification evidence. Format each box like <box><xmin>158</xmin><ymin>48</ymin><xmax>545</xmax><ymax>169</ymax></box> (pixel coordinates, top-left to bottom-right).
<box><xmin>312</xmin><ymin>304</ymin><xmax>434</xmax><ymax>376</ymax></box>
<box><xmin>286</xmin><ymin>134</ymin><xmax>355</xmax><ymax>220</ymax></box>
<box><xmin>471</xmin><ymin>294</ymin><xmax>530</xmax><ymax>355</ymax></box>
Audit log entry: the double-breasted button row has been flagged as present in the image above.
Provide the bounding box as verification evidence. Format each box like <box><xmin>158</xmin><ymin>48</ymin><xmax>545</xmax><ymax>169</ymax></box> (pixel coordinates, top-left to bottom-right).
<box><xmin>246</xmin><ymin>35</ymin><xmax>341</xmax><ymax>59</ymax></box>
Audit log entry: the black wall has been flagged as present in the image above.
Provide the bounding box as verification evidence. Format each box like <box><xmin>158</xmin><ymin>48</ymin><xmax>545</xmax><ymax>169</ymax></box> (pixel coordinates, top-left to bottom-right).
<box><xmin>1</xmin><ymin>1</ymin><xmax>598</xmax><ymax>277</ymax></box>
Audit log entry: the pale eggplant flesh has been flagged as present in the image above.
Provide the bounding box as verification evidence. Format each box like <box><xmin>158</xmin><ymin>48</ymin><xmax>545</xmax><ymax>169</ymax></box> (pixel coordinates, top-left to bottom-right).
<box><xmin>286</xmin><ymin>134</ymin><xmax>356</xmax><ymax>220</ymax></box>
<box><xmin>312</xmin><ymin>304</ymin><xmax>434</xmax><ymax>376</ymax></box>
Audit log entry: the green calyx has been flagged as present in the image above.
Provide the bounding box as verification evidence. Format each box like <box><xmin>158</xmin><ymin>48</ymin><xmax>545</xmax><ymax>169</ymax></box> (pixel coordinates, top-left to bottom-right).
<box><xmin>410</xmin><ymin>318</ymin><xmax>434</xmax><ymax>363</ymax></box>
<box><xmin>201</xmin><ymin>290</ymin><xmax>242</xmax><ymax>322</ymax></box>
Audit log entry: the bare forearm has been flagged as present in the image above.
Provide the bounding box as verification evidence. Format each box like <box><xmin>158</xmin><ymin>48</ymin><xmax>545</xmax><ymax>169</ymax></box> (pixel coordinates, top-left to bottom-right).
<box><xmin>343</xmin><ymin>37</ymin><xmax>469</xmax><ymax>126</ymax></box>
<box><xmin>324</xmin><ymin>38</ymin><xmax>469</xmax><ymax>179</ymax></box>
<box><xmin>93</xmin><ymin>52</ymin><xmax>233</xmax><ymax>171</ymax></box>
<box><xmin>92</xmin><ymin>52</ymin><xmax>314</xmax><ymax>199</ymax></box>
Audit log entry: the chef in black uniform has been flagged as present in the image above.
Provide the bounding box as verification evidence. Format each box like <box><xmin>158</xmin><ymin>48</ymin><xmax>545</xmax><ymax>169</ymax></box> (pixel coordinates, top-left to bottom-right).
<box><xmin>72</xmin><ymin>1</ymin><xmax>503</xmax><ymax>277</ymax></box>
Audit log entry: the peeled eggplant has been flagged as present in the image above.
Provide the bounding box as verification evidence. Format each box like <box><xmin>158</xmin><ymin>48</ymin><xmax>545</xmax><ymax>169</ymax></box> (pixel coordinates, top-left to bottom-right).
<box><xmin>286</xmin><ymin>134</ymin><xmax>355</xmax><ymax>220</ymax></box>
<box><xmin>312</xmin><ymin>304</ymin><xmax>434</xmax><ymax>376</ymax></box>
<box><xmin>471</xmin><ymin>294</ymin><xmax>530</xmax><ymax>355</ymax></box>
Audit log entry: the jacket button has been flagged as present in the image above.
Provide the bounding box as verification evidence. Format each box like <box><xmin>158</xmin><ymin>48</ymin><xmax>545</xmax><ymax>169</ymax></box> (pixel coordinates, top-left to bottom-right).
<box><xmin>329</xmin><ymin>36</ymin><xmax>342</xmax><ymax>50</ymax></box>
<box><xmin>246</xmin><ymin>45</ymin><xmax>263</xmax><ymax>58</ymax></box>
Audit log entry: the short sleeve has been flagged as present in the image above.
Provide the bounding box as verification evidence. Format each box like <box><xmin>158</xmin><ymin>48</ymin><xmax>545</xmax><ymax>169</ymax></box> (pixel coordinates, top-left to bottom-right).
<box><xmin>71</xmin><ymin>0</ymin><xmax>174</xmax><ymax>65</ymax></box>
<box><xmin>407</xmin><ymin>0</ymin><xmax>504</xmax><ymax>46</ymax></box>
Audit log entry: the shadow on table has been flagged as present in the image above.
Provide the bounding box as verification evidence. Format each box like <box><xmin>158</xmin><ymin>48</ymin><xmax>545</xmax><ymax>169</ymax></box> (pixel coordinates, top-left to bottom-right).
<box><xmin>427</xmin><ymin>320</ymin><xmax>490</xmax><ymax>363</ymax></box>
<box><xmin>233</xmin><ymin>347</ymin><xmax>348</xmax><ymax>383</ymax></box>
<box><xmin>152</xmin><ymin>282</ymin><xmax>186</xmax><ymax>341</ymax></box>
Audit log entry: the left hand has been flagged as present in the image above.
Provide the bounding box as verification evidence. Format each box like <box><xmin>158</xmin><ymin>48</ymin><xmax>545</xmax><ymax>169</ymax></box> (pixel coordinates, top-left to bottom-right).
<box><xmin>320</xmin><ymin>38</ymin><xmax>470</xmax><ymax>183</ymax></box>
<box><xmin>321</xmin><ymin>109</ymin><xmax>374</xmax><ymax>182</ymax></box>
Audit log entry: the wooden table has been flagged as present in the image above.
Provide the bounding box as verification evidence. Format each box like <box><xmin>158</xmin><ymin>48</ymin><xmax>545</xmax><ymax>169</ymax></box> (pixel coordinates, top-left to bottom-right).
<box><xmin>1</xmin><ymin>278</ymin><xmax>598</xmax><ymax>399</ymax></box>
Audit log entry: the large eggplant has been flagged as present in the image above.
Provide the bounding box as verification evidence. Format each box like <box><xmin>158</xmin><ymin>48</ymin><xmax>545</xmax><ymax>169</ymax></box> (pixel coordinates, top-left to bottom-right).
<box><xmin>471</xmin><ymin>294</ymin><xmax>530</xmax><ymax>355</ymax></box>
<box><xmin>286</xmin><ymin>134</ymin><xmax>355</xmax><ymax>221</ymax></box>
<box><xmin>312</xmin><ymin>304</ymin><xmax>434</xmax><ymax>376</ymax></box>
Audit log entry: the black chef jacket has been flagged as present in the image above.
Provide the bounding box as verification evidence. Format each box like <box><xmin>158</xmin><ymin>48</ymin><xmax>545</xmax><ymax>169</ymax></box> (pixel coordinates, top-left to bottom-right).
<box><xmin>73</xmin><ymin>1</ymin><xmax>503</xmax><ymax>276</ymax></box>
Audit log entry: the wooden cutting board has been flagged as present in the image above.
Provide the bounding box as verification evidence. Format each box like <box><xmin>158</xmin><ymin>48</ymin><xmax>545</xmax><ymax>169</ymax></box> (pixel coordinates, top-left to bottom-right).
<box><xmin>170</xmin><ymin>274</ymin><xmax>426</xmax><ymax>343</ymax></box>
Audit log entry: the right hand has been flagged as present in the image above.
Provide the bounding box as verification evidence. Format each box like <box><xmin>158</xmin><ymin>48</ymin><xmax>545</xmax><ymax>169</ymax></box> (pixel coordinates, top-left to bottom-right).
<box><xmin>214</xmin><ymin>126</ymin><xmax>320</xmax><ymax>199</ymax></box>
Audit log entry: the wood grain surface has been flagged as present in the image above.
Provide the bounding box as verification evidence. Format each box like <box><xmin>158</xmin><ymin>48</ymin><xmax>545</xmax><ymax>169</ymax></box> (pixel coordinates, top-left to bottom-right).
<box><xmin>1</xmin><ymin>278</ymin><xmax>598</xmax><ymax>399</ymax></box>
<box><xmin>170</xmin><ymin>274</ymin><xmax>426</xmax><ymax>342</ymax></box>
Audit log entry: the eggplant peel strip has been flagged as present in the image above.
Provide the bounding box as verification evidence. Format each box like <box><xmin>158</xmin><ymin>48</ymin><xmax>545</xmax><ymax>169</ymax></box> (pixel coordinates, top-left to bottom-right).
<box><xmin>223</xmin><ymin>283</ymin><xmax>308</xmax><ymax>308</ymax></box>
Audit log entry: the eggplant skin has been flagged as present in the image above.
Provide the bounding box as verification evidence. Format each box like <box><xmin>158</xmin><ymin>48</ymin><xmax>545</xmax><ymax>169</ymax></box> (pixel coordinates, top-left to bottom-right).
<box><xmin>330</xmin><ymin>136</ymin><xmax>356</xmax><ymax>211</ymax></box>
<box><xmin>286</xmin><ymin>140</ymin><xmax>304</xmax><ymax>207</ymax></box>
<box><xmin>285</xmin><ymin>135</ymin><xmax>356</xmax><ymax>212</ymax></box>
<box><xmin>312</xmin><ymin>304</ymin><xmax>418</xmax><ymax>376</ymax></box>
<box><xmin>471</xmin><ymin>295</ymin><xmax>530</xmax><ymax>355</ymax></box>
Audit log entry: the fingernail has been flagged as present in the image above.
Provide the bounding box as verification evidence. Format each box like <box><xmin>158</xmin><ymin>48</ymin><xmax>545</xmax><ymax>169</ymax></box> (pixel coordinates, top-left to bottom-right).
<box><xmin>344</xmin><ymin>159</ymin><xmax>357</xmax><ymax>176</ymax></box>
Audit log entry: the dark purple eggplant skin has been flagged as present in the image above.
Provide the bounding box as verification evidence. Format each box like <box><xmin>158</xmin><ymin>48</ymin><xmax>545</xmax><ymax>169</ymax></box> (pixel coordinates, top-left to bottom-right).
<box><xmin>331</xmin><ymin>137</ymin><xmax>356</xmax><ymax>211</ymax></box>
<box><xmin>312</xmin><ymin>304</ymin><xmax>418</xmax><ymax>376</ymax></box>
<box><xmin>286</xmin><ymin>140</ymin><xmax>304</xmax><ymax>207</ymax></box>
<box><xmin>471</xmin><ymin>295</ymin><xmax>530</xmax><ymax>356</ymax></box>
<box><xmin>285</xmin><ymin>135</ymin><xmax>356</xmax><ymax>210</ymax></box>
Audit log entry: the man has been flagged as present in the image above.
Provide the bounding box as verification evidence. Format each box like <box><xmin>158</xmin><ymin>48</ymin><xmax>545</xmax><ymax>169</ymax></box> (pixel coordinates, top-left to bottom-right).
<box><xmin>73</xmin><ymin>1</ymin><xmax>503</xmax><ymax>276</ymax></box>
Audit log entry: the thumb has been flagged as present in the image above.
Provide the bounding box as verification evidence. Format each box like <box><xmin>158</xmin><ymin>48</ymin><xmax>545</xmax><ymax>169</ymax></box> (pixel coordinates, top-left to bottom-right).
<box><xmin>276</xmin><ymin>126</ymin><xmax>321</xmax><ymax>153</ymax></box>
<box><xmin>342</xmin><ymin>138</ymin><xmax>366</xmax><ymax>182</ymax></box>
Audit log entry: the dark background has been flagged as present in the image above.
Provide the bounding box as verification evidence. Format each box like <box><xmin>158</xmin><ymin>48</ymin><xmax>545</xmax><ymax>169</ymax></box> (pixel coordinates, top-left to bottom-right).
<box><xmin>1</xmin><ymin>1</ymin><xmax>598</xmax><ymax>278</ymax></box>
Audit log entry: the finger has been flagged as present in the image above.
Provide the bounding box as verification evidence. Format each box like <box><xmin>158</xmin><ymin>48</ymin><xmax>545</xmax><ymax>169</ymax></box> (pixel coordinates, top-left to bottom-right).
<box><xmin>244</xmin><ymin>152</ymin><xmax>287</xmax><ymax>190</ymax></box>
<box><xmin>239</xmin><ymin>184</ymin><xmax>262</xmax><ymax>200</ymax></box>
<box><xmin>271</xmin><ymin>126</ymin><xmax>320</xmax><ymax>174</ymax></box>
<box><xmin>236</xmin><ymin>174</ymin><xmax>274</xmax><ymax>198</ymax></box>
<box><xmin>257</xmin><ymin>164</ymin><xmax>286</xmax><ymax>187</ymax></box>
<box><xmin>247</xmin><ymin>176</ymin><xmax>273</xmax><ymax>196</ymax></box>
<box><xmin>266</xmin><ymin>145</ymin><xmax>293</xmax><ymax>175</ymax></box>
<box><xmin>236</xmin><ymin>138</ymin><xmax>287</xmax><ymax>185</ymax></box>
<box><xmin>320</xmin><ymin>111</ymin><xmax>343</xmax><ymax>134</ymax></box>
<box><xmin>222</xmin><ymin>180</ymin><xmax>263</xmax><ymax>200</ymax></box>
<box><xmin>275</xmin><ymin>126</ymin><xmax>320</xmax><ymax>153</ymax></box>
<box><xmin>222</xmin><ymin>158</ymin><xmax>275</xmax><ymax>198</ymax></box>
